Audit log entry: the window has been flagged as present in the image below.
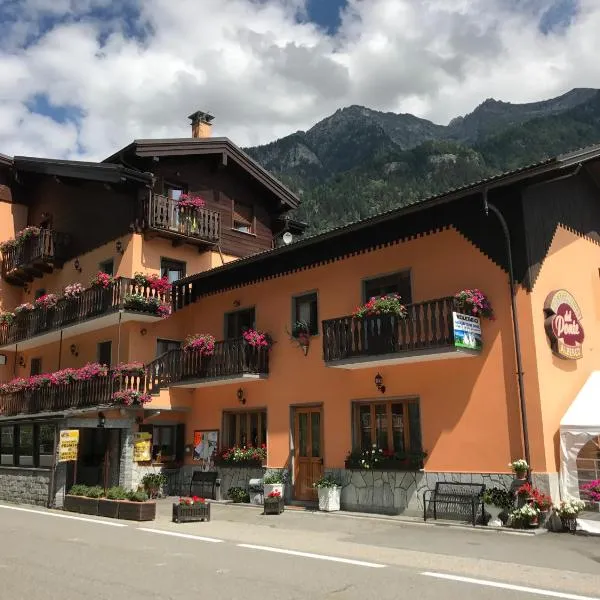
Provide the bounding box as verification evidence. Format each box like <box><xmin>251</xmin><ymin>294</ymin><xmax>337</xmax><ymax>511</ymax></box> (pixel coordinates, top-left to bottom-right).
<box><xmin>18</xmin><ymin>425</ymin><xmax>34</xmax><ymax>467</ymax></box>
<box><xmin>223</xmin><ymin>410</ymin><xmax>267</xmax><ymax>448</ymax></box>
<box><xmin>225</xmin><ymin>307</ymin><xmax>255</xmax><ymax>339</ymax></box>
<box><xmin>160</xmin><ymin>258</ymin><xmax>186</xmax><ymax>284</ymax></box>
<box><xmin>232</xmin><ymin>200</ymin><xmax>254</xmax><ymax>234</ymax></box>
<box><xmin>363</xmin><ymin>271</ymin><xmax>412</xmax><ymax>304</ymax></box>
<box><xmin>353</xmin><ymin>399</ymin><xmax>422</xmax><ymax>456</ymax></box>
<box><xmin>1</xmin><ymin>426</ymin><xmax>14</xmax><ymax>466</ymax></box>
<box><xmin>139</xmin><ymin>424</ymin><xmax>185</xmax><ymax>463</ymax></box>
<box><xmin>164</xmin><ymin>182</ymin><xmax>185</xmax><ymax>200</ymax></box>
<box><xmin>30</xmin><ymin>358</ymin><xmax>42</xmax><ymax>377</ymax></box>
<box><xmin>34</xmin><ymin>289</ymin><xmax>46</xmax><ymax>300</ymax></box>
<box><xmin>156</xmin><ymin>339</ymin><xmax>181</xmax><ymax>357</ymax></box>
<box><xmin>99</xmin><ymin>259</ymin><xmax>114</xmax><ymax>276</ymax></box>
<box><xmin>0</xmin><ymin>424</ymin><xmax>55</xmax><ymax>468</ymax></box>
<box><xmin>293</xmin><ymin>292</ymin><xmax>318</xmax><ymax>336</ymax></box>
<box><xmin>97</xmin><ymin>341</ymin><xmax>112</xmax><ymax>367</ymax></box>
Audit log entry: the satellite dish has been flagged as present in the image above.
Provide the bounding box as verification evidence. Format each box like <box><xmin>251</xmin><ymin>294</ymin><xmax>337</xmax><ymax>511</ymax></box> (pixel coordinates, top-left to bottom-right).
<box><xmin>282</xmin><ymin>231</ymin><xmax>293</xmax><ymax>245</ymax></box>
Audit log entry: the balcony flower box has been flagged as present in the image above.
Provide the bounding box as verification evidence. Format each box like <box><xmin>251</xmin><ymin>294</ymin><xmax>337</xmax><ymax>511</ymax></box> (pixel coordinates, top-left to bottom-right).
<box><xmin>117</xmin><ymin>500</ymin><xmax>156</xmax><ymax>522</ymax></box>
<box><xmin>263</xmin><ymin>495</ymin><xmax>284</xmax><ymax>515</ymax></box>
<box><xmin>173</xmin><ymin>498</ymin><xmax>211</xmax><ymax>523</ymax></box>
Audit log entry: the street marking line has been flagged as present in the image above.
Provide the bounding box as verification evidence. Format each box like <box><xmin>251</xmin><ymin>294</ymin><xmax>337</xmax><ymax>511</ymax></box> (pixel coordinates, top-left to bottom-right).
<box><xmin>0</xmin><ymin>504</ymin><xmax>127</xmax><ymax>527</ymax></box>
<box><xmin>422</xmin><ymin>572</ymin><xmax>599</xmax><ymax>600</ymax></box>
<box><xmin>138</xmin><ymin>528</ymin><xmax>224</xmax><ymax>543</ymax></box>
<box><xmin>237</xmin><ymin>543</ymin><xmax>386</xmax><ymax>568</ymax></box>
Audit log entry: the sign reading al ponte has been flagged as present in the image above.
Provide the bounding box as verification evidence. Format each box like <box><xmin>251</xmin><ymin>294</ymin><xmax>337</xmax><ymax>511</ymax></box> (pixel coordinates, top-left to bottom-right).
<box><xmin>544</xmin><ymin>290</ymin><xmax>584</xmax><ymax>360</ymax></box>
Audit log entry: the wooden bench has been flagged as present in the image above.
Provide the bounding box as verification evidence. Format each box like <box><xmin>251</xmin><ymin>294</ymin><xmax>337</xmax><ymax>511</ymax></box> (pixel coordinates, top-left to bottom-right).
<box><xmin>189</xmin><ymin>471</ymin><xmax>218</xmax><ymax>500</ymax></box>
<box><xmin>423</xmin><ymin>482</ymin><xmax>485</xmax><ymax>526</ymax></box>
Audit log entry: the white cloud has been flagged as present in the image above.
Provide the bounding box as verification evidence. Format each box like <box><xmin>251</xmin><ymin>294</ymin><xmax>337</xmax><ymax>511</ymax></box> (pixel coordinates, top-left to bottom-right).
<box><xmin>0</xmin><ymin>0</ymin><xmax>598</xmax><ymax>160</ymax></box>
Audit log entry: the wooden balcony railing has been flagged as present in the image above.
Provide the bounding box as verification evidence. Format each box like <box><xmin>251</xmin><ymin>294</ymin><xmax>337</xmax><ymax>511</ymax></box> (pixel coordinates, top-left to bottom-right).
<box><xmin>0</xmin><ymin>373</ymin><xmax>145</xmax><ymax>418</ymax></box>
<box><xmin>322</xmin><ymin>297</ymin><xmax>457</xmax><ymax>363</ymax></box>
<box><xmin>147</xmin><ymin>194</ymin><xmax>220</xmax><ymax>244</ymax></box>
<box><xmin>145</xmin><ymin>339</ymin><xmax>269</xmax><ymax>394</ymax></box>
<box><xmin>0</xmin><ymin>278</ymin><xmax>170</xmax><ymax>347</ymax></box>
<box><xmin>1</xmin><ymin>229</ymin><xmax>70</xmax><ymax>283</ymax></box>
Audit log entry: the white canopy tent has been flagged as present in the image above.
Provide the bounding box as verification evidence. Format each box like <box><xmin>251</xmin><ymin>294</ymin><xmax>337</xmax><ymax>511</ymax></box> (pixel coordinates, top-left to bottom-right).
<box><xmin>559</xmin><ymin>371</ymin><xmax>600</xmax><ymax>500</ymax></box>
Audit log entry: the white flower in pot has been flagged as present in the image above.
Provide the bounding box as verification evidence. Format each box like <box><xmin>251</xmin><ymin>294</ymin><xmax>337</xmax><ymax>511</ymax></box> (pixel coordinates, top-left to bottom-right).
<box><xmin>263</xmin><ymin>470</ymin><xmax>285</xmax><ymax>500</ymax></box>
<box><xmin>314</xmin><ymin>474</ymin><xmax>341</xmax><ymax>512</ymax></box>
<box><xmin>483</xmin><ymin>487</ymin><xmax>515</xmax><ymax>527</ymax></box>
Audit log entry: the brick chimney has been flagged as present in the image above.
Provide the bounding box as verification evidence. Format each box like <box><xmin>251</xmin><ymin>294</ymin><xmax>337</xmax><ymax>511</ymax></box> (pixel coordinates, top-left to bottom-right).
<box><xmin>188</xmin><ymin>111</ymin><xmax>214</xmax><ymax>138</ymax></box>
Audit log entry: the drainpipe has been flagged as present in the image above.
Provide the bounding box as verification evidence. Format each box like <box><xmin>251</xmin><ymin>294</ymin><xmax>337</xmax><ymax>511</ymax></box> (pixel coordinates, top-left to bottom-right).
<box><xmin>482</xmin><ymin>190</ymin><xmax>532</xmax><ymax>479</ymax></box>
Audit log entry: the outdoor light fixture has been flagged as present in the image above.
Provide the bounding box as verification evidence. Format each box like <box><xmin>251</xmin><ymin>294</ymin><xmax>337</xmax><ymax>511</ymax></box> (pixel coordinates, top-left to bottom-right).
<box><xmin>233</xmin><ymin>300</ymin><xmax>241</xmax><ymax>307</ymax></box>
<box><xmin>236</xmin><ymin>388</ymin><xmax>246</xmax><ymax>405</ymax></box>
<box><xmin>70</xmin><ymin>344</ymin><xmax>78</xmax><ymax>357</ymax></box>
<box><xmin>140</xmin><ymin>328</ymin><xmax>147</xmax><ymax>336</ymax></box>
<box><xmin>73</xmin><ymin>258</ymin><xmax>82</xmax><ymax>273</ymax></box>
<box><xmin>97</xmin><ymin>412</ymin><xmax>106</xmax><ymax>428</ymax></box>
<box><xmin>18</xmin><ymin>355</ymin><xmax>26</xmax><ymax>368</ymax></box>
<box><xmin>115</xmin><ymin>240</ymin><xmax>124</xmax><ymax>254</ymax></box>
<box><xmin>374</xmin><ymin>373</ymin><xmax>386</xmax><ymax>394</ymax></box>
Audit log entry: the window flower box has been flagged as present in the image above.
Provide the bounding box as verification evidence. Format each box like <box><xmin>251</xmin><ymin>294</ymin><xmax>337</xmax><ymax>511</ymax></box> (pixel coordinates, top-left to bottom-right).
<box><xmin>263</xmin><ymin>495</ymin><xmax>284</xmax><ymax>515</ymax></box>
<box><xmin>173</xmin><ymin>499</ymin><xmax>211</xmax><ymax>523</ymax></box>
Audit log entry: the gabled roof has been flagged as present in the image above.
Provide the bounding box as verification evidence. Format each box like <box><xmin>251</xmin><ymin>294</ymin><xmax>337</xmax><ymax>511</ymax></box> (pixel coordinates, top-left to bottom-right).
<box><xmin>0</xmin><ymin>153</ymin><xmax>13</xmax><ymax>167</ymax></box>
<box><xmin>173</xmin><ymin>143</ymin><xmax>600</xmax><ymax>304</ymax></box>
<box><xmin>104</xmin><ymin>137</ymin><xmax>299</xmax><ymax>209</ymax></box>
<box><xmin>13</xmin><ymin>156</ymin><xmax>152</xmax><ymax>185</ymax></box>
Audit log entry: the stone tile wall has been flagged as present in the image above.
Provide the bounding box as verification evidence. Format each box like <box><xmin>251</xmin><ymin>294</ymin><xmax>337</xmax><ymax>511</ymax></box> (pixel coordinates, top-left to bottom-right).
<box><xmin>0</xmin><ymin>467</ymin><xmax>51</xmax><ymax>506</ymax></box>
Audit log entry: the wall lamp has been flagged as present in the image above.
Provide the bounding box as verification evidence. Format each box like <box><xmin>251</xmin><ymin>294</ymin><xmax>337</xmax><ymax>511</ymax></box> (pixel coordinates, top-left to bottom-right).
<box><xmin>236</xmin><ymin>388</ymin><xmax>246</xmax><ymax>405</ymax></box>
<box><xmin>18</xmin><ymin>355</ymin><xmax>26</xmax><ymax>368</ymax></box>
<box><xmin>73</xmin><ymin>259</ymin><xmax>82</xmax><ymax>273</ymax></box>
<box><xmin>374</xmin><ymin>373</ymin><xmax>386</xmax><ymax>394</ymax></box>
<box><xmin>70</xmin><ymin>344</ymin><xmax>79</xmax><ymax>357</ymax></box>
<box><xmin>115</xmin><ymin>240</ymin><xmax>124</xmax><ymax>255</ymax></box>
<box><xmin>140</xmin><ymin>328</ymin><xmax>148</xmax><ymax>336</ymax></box>
<box><xmin>97</xmin><ymin>412</ymin><xmax>106</xmax><ymax>428</ymax></box>
<box><xmin>233</xmin><ymin>300</ymin><xmax>241</xmax><ymax>308</ymax></box>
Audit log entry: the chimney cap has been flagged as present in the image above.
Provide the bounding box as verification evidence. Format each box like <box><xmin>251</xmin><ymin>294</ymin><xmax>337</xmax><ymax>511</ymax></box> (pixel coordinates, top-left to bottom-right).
<box><xmin>188</xmin><ymin>111</ymin><xmax>215</xmax><ymax>125</ymax></box>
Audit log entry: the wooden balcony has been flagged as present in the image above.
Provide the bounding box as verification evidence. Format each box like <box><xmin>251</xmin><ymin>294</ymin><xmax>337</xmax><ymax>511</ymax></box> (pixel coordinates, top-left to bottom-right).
<box><xmin>146</xmin><ymin>339</ymin><xmax>269</xmax><ymax>393</ymax></box>
<box><xmin>0</xmin><ymin>278</ymin><xmax>170</xmax><ymax>351</ymax></box>
<box><xmin>322</xmin><ymin>297</ymin><xmax>481</xmax><ymax>369</ymax></box>
<box><xmin>1</xmin><ymin>229</ymin><xmax>70</xmax><ymax>285</ymax></box>
<box><xmin>0</xmin><ymin>373</ymin><xmax>144</xmax><ymax>419</ymax></box>
<box><xmin>146</xmin><ymin>194</ymin><xmax>220</xmax><ymax>245</ymax></box>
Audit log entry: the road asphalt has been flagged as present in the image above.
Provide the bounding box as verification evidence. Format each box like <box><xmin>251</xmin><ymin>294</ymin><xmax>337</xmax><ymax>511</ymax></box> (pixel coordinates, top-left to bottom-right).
<box><xmin>0</xmin><ymin>501</ymin><xmax>599</xmax><ymax>600</ymax></box>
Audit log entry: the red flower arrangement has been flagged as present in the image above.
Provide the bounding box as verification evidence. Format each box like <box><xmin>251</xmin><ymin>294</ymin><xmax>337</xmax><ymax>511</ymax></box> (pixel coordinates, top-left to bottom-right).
<box><xmin>90</xmin><ymin>272</ymin><xmax>114</xmax><ymax>289</ymax></box>
<box><xmin>217</xmin><ymin>445</ymin><xmax>267</xmax><ymax>464</ymax></box>
<box><xmin>133</xmin><ymin>272</ymin><xmax>172</xmax><ymax>295</ymax></box>
<box><xmin>111</xmin><ymin>389</ymin><xmax>152</xmax><ymax>406</ymax></box>
<box><xmin>242</xmin><ymin>328</ymin><xmax>272</xmax><ymax>348</ymax></box>
<box><xmin>177</xmin><ymin>193</ymin><xmax>205</xmax><ymax>210</ymax></box>
<box><xmin>112</xmin><ymin>362</ymin><xmax>145</xmax><ymax>378</ymax></box>
<box><xmin>178</xmin><ymin>496</ymin><xmax>206</xmax><ymax>505</ymax></box>
<box><xmin>183</xmin><ymin>333</ymin><xmax>216</xmax><ymax>355</ymax></box>
<box><xmin>454</xmin><ymin>289</ymin><xmax>494</xmax><ymax>320</ymax></box>
<box><xmin>516</xmin><ymin>483</ymin><xmax>553</xmax><ymax>511</ymax></box>
<box><xmin>267</xmin><ymin>491</ymin><xmax>281</xmax><ymax>498</ymax></box>
<box><xmin>353</xmin><ymin>294</ymin><xmax>407</xmax><ymax>319</ymax></box>
<box><xmin>35</xmin><ymin>293</ymin><xmax>59</xmax><ymax>310</ymax></box>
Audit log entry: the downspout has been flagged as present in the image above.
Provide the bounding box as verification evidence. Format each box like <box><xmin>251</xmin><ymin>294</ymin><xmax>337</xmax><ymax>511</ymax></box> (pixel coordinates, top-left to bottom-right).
<box><xmin>482</xmin><ymin>190</ymin><xmax>532</xmax><ymax>478</ymax></box>
<box><xmin>46</xmin><ymin>423</ymin><xmax>58</xmax><ymax>508</ymax></box>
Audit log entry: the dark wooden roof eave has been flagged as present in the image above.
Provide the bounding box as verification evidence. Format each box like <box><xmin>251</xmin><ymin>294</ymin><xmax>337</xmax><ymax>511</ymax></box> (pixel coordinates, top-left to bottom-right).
<box><xmin>0</xmin><ymin>153</ymin><xmax>13</xmax><ymax>168</ymax></box>
<box><xmin>130</xmin><ymin>137</ymin><xmax>300</xmax><ymax>209</ymax></box>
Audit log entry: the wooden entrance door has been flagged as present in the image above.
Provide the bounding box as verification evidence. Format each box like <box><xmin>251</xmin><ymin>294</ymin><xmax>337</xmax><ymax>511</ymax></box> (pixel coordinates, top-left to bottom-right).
<box><xmin>293</xmin><ymin>406</ymin><xmax>323</xmax><ymax>501</ymax></box>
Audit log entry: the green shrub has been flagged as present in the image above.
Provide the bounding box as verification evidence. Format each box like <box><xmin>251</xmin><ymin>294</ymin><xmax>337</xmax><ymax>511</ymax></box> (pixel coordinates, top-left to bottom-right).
<box><xmin>263</xmin><ymin>470</ymin><xmax>286</xmax><ymax>484</ymax></box>
<box><xmin>128</xmin><ymin>490</ymin><xmax>149</xmax><ymax>502</ymax></box>
<box><xmin>228</xmin><ymin>487</ymin><xmax>250</xmax><ymax>503</ymax></box>
<box><xmin>68</xmin><ymin>484</ymin><xmax>89</xmax><ymax>496</ymax></box>
<box><xmin>85</xmin><ymin>486</ymin><xmax>104</xmax><ymax>498</ymax></box>
<box><xmin>106</xmin><ymin>486</ymin><xmax>129</xmax><ymax>500</ymax></box>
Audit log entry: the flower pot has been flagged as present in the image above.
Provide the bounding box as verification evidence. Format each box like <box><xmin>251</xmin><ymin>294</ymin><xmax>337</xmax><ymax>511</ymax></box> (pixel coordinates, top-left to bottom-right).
<box><xmin>173</xmin><ymin>502</ymin><xmax>210</xmax><ymax>523</ymax></box>
<box><xmin>63</xmin><ymin>495</ymin><xmax>85</xmax><ymax>513</ymax></box>
<box><xmin>263</xmin><ymin>497</ymin><xmax>285</xmax><ymax>515</ymax></box>
<box><xmin>118</xmin><ymin>501</ymin><xmax>156</xmax><ymax>522</ymax></box>
<box><xmin>514</xmin><ymin>470</ymin><xmax>527</xmax><ymax>480</ymax></box>
<box><xmin>485</xmin><ymin>504</ymin><xmax>503</xmax><ymax>527</ymax></box>
<box><xmin>78</xmin><ymin>497</ymin><xmax>99</xmax><ymax>516</ymax></box>
<box><xmin>317</xmin><ymin>486</ymin><xmax>341</xmax><ymax>512</ymax></box>
<box><xmin>560</xmin><ymin>516</ymin><xmax>578</xmax><ymax>533</ymax></box>
<box><xmin>98</xmin><ymin>499</ymin><xmax>120</xmax><ymax>519</ymax></box>
<box><xmin>264</xmin><ymin>483</ymin><xmax>284</xmax><ymax>499</ymax></box>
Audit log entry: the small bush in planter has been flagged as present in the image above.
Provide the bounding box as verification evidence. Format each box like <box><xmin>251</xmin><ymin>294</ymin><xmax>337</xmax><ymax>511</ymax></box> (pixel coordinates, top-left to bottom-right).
<box><xmin>141</xmin><ymin>473</ymin><xmax>167</xmax><ymax>499</ymax></box>
<box><xmin>228</xmin><ymin>487</ymin><xmax>250</xmax><ymax>503</ymax></box>
<box><xmin>482</xmin><ymin>487</ymin><xmax>515</xmax><ymax>525</ymax></box>
<box><xmin>263</xmin><ymin>471</ymin><xmax>285</xmax><ymax>485</ymax></box>
<box><xmin>68</xmin><ymin>484</ymin><xmax>89</xmax><ymax>496</ymax></box>
<box><xmin>85</xmin><ymin>486</ymin><xmax>104</xmax><ymax>498</ymax></box>
<box><xmin>128</xmin><ymin>490</ymin><xmax>150</xmax><ymax>502</ymax></box>
<box><xmin>106</xmin><ymin>486</ymin><xmax>129</xmax><ymax>500</ymax></box>
<box><xmin>314</xmin><ymin>474</ymin><xmax>342</xmax><ymax>512</ymax></box>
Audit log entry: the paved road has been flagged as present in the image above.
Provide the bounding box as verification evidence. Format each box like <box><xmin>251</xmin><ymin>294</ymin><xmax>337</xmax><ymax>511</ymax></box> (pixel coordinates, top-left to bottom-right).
<box><xmin>1</xmin><ymin>502</ymin><xmax>599</xmax><ymax>600</ymax></box>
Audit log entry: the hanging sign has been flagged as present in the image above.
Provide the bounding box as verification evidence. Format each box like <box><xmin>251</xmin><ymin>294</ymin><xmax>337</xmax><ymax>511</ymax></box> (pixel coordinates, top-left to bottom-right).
<box><xmin>133</xmin><ymin>432</ymin><xmax>152</xmax><ymax>462</ymax></box>
<box><xmin>58</xmin><ymin>429</ymin><xmax>79</xmax><ymax>462</ymax></box>
<box><xmin>452</xmin><ymin>312</ymin><xmax>482</xmax><ymax>351</ymax></box>
<box><xmin>544</xmin><ymin>290</ymin><xmax>584</xmax><ymax>360</ymax></box>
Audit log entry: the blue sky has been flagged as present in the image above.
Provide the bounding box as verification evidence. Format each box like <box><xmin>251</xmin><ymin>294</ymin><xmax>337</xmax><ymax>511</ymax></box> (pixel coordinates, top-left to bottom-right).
<box><xmin>0</xmin><ymin>0</ymin><xmax>596</xmax><ymax>160</ymax></box>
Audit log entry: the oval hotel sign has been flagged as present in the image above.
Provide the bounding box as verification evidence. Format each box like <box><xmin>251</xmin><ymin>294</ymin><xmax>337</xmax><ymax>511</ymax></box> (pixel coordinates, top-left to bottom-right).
<box><xmin>544</xmin><ymin>290</ymin><xmax>584</xmax><ymax>360</ymax></box>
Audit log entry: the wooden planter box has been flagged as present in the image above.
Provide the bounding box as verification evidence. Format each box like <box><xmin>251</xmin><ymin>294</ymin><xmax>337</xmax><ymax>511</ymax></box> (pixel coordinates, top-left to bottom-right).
<box><xmin>263</xmin><ymin>497</ymin><xmax>285</xmax><ymax>515</ymax></box>
<box><xmin>173</xmin><ymin>502</ymin><xmax>211</xmax><ymax>523</ymax></box>
<box><xmin>63</xmin><ymin>495</ymin><xmax>86</xmax><ymax>513</ymax></box>
<box><xmin>117</xmin><ymin>501</ymin><xmax>156</xmax><ymax>522</ymax></box>
<box><xmin>77</xmin><ymin>497</ymin><xmax>99</xmax><ymax>516</ymax></box>
<box><xmin>98</xmin><ymin>499</ymin><xmax>121</xmax><ymax>519</ymax></box>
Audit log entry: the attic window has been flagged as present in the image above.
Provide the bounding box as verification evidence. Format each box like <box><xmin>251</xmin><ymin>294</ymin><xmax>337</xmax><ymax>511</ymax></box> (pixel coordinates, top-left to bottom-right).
<box><xmin>232</xmin><ymin>201</ymin><xmax>254</xmax><ymax>234</ymax></box>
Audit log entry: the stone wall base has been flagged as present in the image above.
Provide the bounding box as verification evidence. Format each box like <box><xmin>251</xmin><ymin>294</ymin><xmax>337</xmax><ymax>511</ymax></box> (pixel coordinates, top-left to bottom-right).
<box><xmin>0</xmin><ymin>467</ymin><xmax>51</xmax><ymax>506</ymax></box>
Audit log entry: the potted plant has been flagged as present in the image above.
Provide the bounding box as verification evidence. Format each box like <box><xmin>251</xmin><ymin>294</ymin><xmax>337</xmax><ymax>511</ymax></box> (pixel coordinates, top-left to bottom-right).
<box><xmin>228</xmin><ymin>487</ymin><xmax>250</xmax><ymax>503</ymax></box>
<box><xmin>555</xmin><ymin>499</ymin><xmax>586</xmax><ymax>532</ymax></box>
<box><xmin>173</xmin><ymin>496</ymin><xmax>210</xmax><ymax>523</ymax></box>
<box><xmin>510</xmin><ymin>504</ymin><xmax>540</xmax><ymax>529</ymax></box>
<box><xmin>183</xmin><ymin>333</ymin><xmax>216</xmax><ymax>356</ymax></box>
<box><xmin>509</xmin><ymin>458</ymin><xmax>529</xmax><ymax>480</ymax></box>
<box><xmin>98</xmin><ymin>486</ymin><xmax>128</xmax><ymax>518</ymax></box>
<box><xmin>263</xmin><ymin>471</ymin><xmax>286</xmax><ymax>499</ymax></box>
<box><xmin>291</xmin><ymin>320</ymin><xmax>311</xmax><ymax>355</ymax></box>
<box><xmin>516</xmin><ymin>483</ymin><xmax>552</xmax><ymax>525</ymax></box>
<box><xmin>118</xmin><ymin>490</ymin><xmax>156</xmax><ymax>521</ymax></box>
<box><xmin>353</xmin><ymin>294</ymin><xmax>408</xmax><ymax>319</ymax></box>
<box><xmin>454</xmin><ymin>289</ymin><xmax>494</xmax><ymax>319</ymax></box>
<box><xmin>90</xmin><ymin>272</ymin><xmax>114</xmax><ymax>289</ymax></box>
<box><xmin>215</xmin><ymin>445</ymin><xmax>266</xmax><ymax>467</ymax></box>
<box><xmin>263</xmin><ymin>490</ymin><xmax>285</xmax><ymax>515</ymax></box>
<box><xmin>77</xmin><ymin>485</ymin><xmax>103</xmax><ymax>515</ymax></box>
<box><xmin>141</xmin><ymin>472</ymin><xmax>167</xmax><ymax>499</ymax></box>
<box><xmin>581</xmin><ymin>479</ymin><xmax>600</xmax><ymax>504</ymax></box>
<box><xmin>63</xmin><ymin>283</ymin><xmax>84</xmax><ymax>301</ymax></box>
<box><xmin>314</xmin><ymin>474</ymin><xmax>341</xmax><ymax>512</ymax></box>
<box><xmin>482</xmin><ymin>487</ymin><xmax>515</xmax><ymax>526</ymax></box>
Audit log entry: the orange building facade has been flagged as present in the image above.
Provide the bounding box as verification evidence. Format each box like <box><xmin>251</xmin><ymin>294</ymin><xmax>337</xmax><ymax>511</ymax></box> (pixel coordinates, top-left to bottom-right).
<box><xmin>1</xmin><ymin>134</ymin><xmax>600</xmax><ymax>515</ymax></box>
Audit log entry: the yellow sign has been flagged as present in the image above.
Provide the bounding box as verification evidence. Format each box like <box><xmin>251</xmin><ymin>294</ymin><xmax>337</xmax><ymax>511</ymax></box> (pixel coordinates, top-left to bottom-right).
<box><xmin>58</xmin><ymin>429</ymin><xmax>79</xmax><ymax>462</ymax></box>
<box><xmin>133</xmin><ymin>432</ymin><xmax>152</xmax><ymax>462</ymax></box>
